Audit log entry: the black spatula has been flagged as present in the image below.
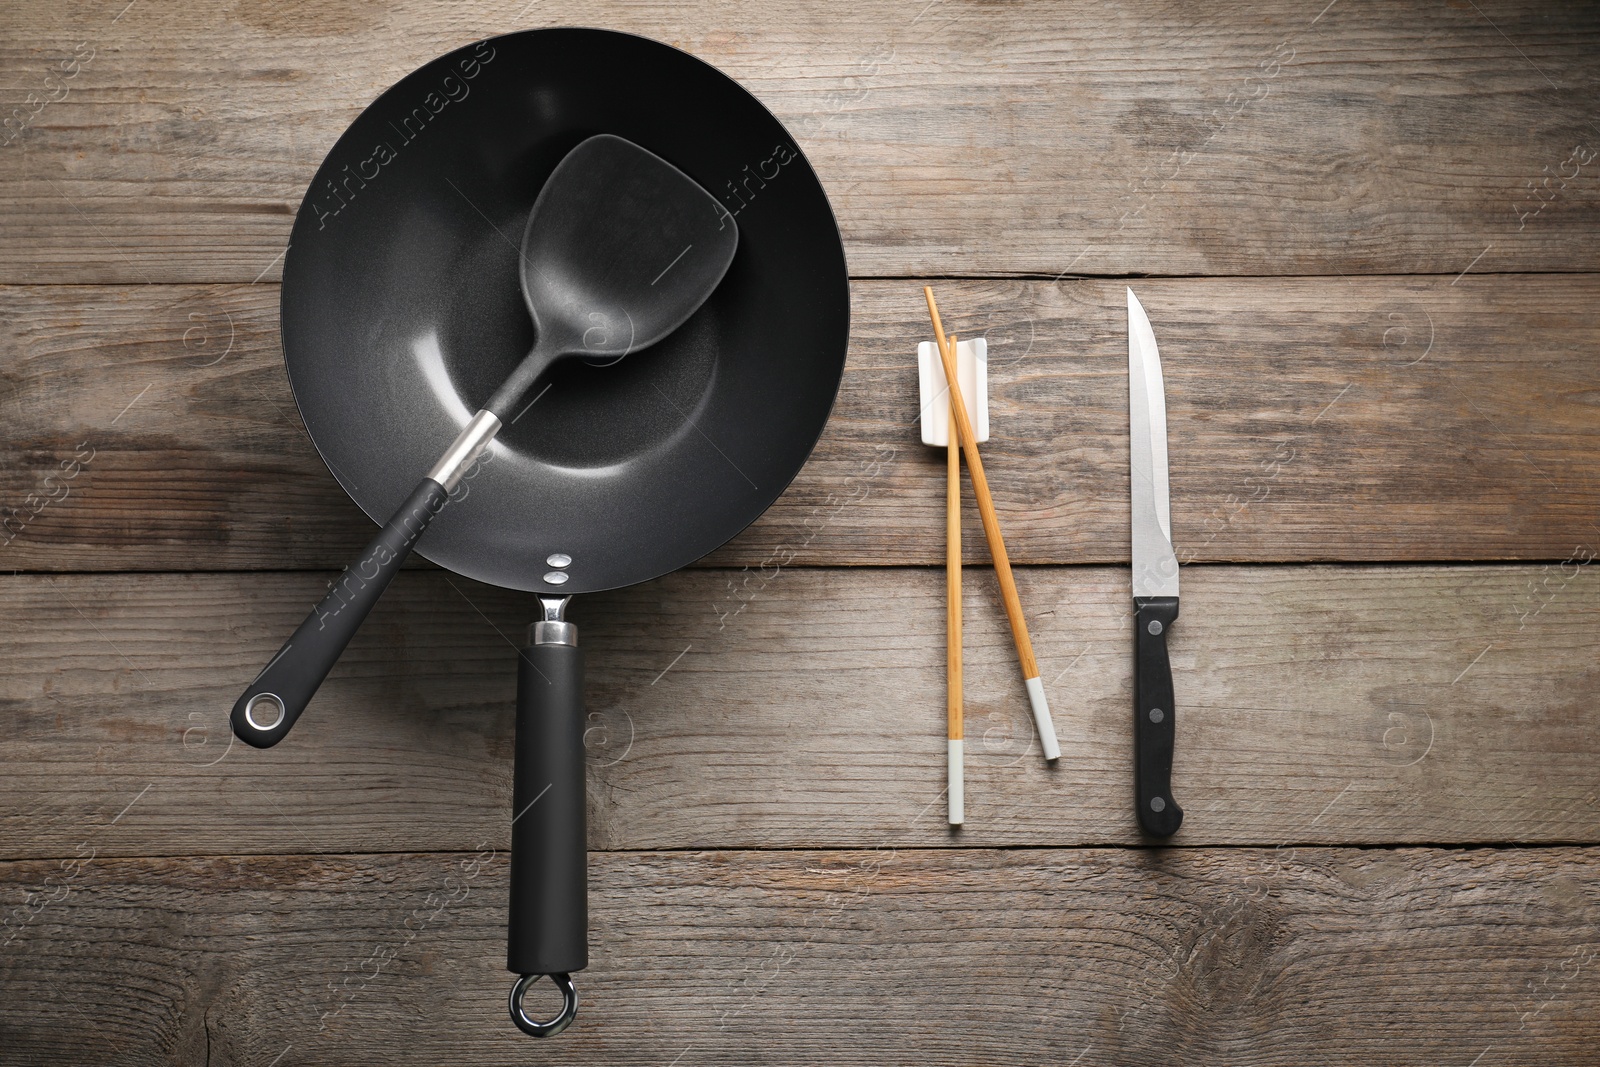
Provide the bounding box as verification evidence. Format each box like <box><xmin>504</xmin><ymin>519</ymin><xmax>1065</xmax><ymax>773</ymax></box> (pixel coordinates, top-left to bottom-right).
<box><xmin>232</xmin><ymin>134</ymin><xmax>739</xmax><ymax>748</ymax></box>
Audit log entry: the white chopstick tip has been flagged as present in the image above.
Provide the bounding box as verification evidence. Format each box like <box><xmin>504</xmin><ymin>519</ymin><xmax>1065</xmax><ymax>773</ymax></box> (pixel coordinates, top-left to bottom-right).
<box><xmin>947</xmin><ymin>738</ymin><xmax>964</xmax><ymax>825</ymax></box>
<box><xmin>1025</xmin><ymin>677</ymin><xmax>1060</xmax><ymax>762</ymax></box>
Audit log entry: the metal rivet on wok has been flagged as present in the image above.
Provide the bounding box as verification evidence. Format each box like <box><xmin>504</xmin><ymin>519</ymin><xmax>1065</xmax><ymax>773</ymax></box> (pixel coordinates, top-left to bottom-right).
<box><xmin>546</xmin><ymin>553</ymin><xmax>572</xmax><ymax>568</ymax></box>
<box><xmin>543</xmin><ymin>571</ymin><xmax>569</xmax><ymax>585</ymax></box>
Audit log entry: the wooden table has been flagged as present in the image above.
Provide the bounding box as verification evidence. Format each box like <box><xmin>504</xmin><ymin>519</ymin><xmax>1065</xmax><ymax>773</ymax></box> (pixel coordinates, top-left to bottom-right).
<box><xmin>3</xmin><ymin>2</ymin><xmax>1598</xmax><ymax>1063</ymax></box>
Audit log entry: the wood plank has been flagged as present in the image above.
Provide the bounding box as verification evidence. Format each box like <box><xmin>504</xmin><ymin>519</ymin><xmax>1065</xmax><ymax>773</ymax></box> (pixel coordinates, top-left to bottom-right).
<box><xmin>2</xmin><ymin>846</ymin><xmax>1598</xmax><ymax>1063</ymax></box>
<box><xmin>1</xmin><ymin>276</ymin><xmax>1596</xmax><ymax>571</ymax></box>
<box><xmin>2</xmin><ymin>564</ymin><xmax>1595</xmax><ymax>860</ymax></box>
<box><xmin>3</xmin><ymin>1</ymin><xmax>1598</xmax><ymax>282</ymax></box>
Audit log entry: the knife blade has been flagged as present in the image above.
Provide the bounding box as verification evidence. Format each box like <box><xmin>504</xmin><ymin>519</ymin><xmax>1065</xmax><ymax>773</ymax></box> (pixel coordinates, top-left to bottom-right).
<box><xmin>1128</xmin><ymin>287</ymin><xmax>1183</xmax><ymax>837</ymax></box>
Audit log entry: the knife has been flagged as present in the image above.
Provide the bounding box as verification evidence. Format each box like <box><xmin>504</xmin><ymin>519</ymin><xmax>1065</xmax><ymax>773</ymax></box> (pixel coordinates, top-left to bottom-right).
<box><xmin>1128</xmin><ymin>288</ymin><xmax>1183</xmax><ymax>837</ymax></box>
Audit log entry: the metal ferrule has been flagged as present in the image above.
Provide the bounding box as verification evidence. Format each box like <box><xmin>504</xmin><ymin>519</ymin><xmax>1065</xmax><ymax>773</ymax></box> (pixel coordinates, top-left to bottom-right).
<box><xmin>529</xmin><ymin>595</ymin><xmax>576</xmax><ymax>646</ymax></box>
<box><xmin>426</xmin><ymin>409</ymin><xmax>501</xmax><ymax>491</ymax></box>
<box><xmin>532</xmin><ymin>621</ymin><xmax>576</xmax><ymax>646</ymax></box>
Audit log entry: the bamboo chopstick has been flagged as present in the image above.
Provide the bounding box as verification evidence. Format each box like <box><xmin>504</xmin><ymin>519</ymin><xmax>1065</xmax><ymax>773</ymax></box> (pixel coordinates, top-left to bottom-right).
<box><xmin>923</xmin><ymin>288</ymin><xmax>1060</xmax><ymax>762</ymax></box>
<box><xmin>946</xmin><ymin>338</ymin><xmax>964</xmax><ymax>826</ymax></box>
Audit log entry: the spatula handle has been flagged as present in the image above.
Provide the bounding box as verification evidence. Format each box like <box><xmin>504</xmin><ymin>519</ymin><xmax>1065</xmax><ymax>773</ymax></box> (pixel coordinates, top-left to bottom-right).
<box><xmin>231</xmin><ymin>412</ymin><xmax>500</xmax><ymax>749</ymax></box>
<box><xmin>230</xmin><ymin>477</ymin><xmax>448</xmax><ymax>748</ymax></box>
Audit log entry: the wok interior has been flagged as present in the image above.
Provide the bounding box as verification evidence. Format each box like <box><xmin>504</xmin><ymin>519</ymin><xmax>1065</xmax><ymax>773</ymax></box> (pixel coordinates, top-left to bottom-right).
<box><xmin>281</xmin><ymin>30</ymin><xmax>848</xmax><ymax>595</ymax></box>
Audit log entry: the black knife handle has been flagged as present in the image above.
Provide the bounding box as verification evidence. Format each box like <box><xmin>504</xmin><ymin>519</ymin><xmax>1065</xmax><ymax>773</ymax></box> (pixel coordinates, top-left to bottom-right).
<box><xmin>1134</xmin><ymin>596</ymin><xmax>1183</xmax><ymax>837</ymax></box>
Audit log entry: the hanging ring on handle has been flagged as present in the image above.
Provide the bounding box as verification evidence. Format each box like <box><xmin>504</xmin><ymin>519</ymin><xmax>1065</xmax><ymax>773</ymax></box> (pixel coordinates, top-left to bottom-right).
<box><xmin>509</xmin><ymin>972</ymin><xmax>578</xmax><ymax>1037</ymax></box>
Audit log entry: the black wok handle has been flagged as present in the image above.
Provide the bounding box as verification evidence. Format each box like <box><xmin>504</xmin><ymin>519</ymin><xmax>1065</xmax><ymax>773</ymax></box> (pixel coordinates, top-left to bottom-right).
<box><xmin>1134</xmin><ymin>596</ymin><xmax>1183</xmax><ymax>837</ymax></box>
<box><xmin>230</xmin><ymin>478</ymin><xmax>449</xmax><ymax>748</ymax></box>
<box><xmin>508</xmin><ymin>622</ymin><xmax>588</xmax><ymax>980</ymax></box>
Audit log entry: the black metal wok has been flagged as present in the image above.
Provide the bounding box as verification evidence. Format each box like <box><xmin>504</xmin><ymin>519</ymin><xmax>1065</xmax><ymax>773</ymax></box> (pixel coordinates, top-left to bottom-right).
<box><xmin>234</xmin><ymin>28</ymin><xmax>848</xmax><ymax>1036</ymax></box>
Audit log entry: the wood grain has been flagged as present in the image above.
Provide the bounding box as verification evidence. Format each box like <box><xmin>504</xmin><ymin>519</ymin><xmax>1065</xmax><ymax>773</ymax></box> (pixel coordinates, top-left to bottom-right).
<box><xmin>3</xmin><ymin>1</ymin><xmax>1598</xmax><ymax>282</ymax></box>
<box><xmin>1</xmin><ymin>564</ymin><xmax>1594</xmax><ymax>860</ymax></box>
<box><xmin>4</xmin><ymin>2</ymin><xmax>1598</xmax><ymax>1059</ymax></box>
<box><xmin>1</xmin><ymin>276</ymin><xmax>1596</xmax><ymax>571</ymax></box>
<box><xmin>2</xmin><ymin>846</ymin><xmax>1598</xmax><ymax>1064</ymax></box>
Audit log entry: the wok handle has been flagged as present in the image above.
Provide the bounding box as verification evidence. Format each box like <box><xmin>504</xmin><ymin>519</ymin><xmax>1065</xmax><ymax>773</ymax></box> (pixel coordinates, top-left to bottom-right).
<box><xmin>508</xmin><ymin>624</ymin><xmax>589</xmax><ymax>973</ymax></box>
<box><xmin>508</xmin><ymin>613</ymin><xmax>587</xmax><ymax>1036</ymax></box>
<box><xmin>230</xmin><ymin>477</ymin><xmax>449</xmax><ymax>748</ymax></box>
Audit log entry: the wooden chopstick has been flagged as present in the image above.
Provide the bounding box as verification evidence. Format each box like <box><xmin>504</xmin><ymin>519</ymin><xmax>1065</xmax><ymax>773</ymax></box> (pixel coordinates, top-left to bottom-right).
<box><xmin>946</xmin><ymin>338</ymin><xmax>963</xmax><ymax>826</ymax></box>
<box><xmin>923</xmin><ymin>288</ymin><xmax>1061</xmax><ymax>762</ymax></box>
